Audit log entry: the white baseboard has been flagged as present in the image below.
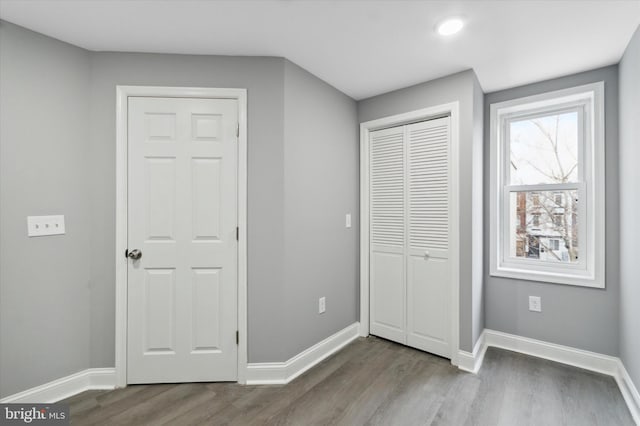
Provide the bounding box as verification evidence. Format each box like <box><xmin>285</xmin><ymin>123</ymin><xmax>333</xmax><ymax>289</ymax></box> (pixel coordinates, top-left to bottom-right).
<box><xmin>484</xmin><ymin>329</ymin><xmax>619</xmax><ymax>376</ymax></box>
<box><xmin>615</xmin><ymin>360</ymin><xmax>640</xmax><ymax>425</ymax></box>
<box><xmin>458</xmin><ymin>330</ymin><xmax>487</xmax><ymax>374</ymax></box>
<box><xmin>0</xmin><ymin>324</ymin><xmax>361</xmax><ymax>401</ymax></box>
<box><xmin>458</xmin><ymin>329</ymin><xmax>639</xmax><ymax>425</ymax></box>
<box><xmin>246</xmin><ymin>322</ymin><xmax>360</xmax><ymax>385</ymax></box>
<box><xmin>0</xmin><ymin>368</ymin><xmax>116</xmax><ymax>404</ymax></box>
<box><xmin>4</xmin><ymin>327</ymin><xmax>635</xmax><ymax>423</ymax></box>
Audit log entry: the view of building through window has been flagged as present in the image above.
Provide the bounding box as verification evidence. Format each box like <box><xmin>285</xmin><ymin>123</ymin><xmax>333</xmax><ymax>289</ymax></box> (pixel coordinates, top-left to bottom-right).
<box><xmin>508</xmin><ymin>111</ymin><xmax>579</xmax><ymax>263</ymax></box>
<box><xmin>509</xmin><ymin>190</ymin><xmax>578</xmax><ymax>262</ymax></box>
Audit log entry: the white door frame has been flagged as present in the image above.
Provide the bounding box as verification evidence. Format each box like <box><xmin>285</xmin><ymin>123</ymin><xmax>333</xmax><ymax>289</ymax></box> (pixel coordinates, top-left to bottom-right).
<box><xmin>359</xmin><ymin>102</ymin><xmax>460</xmax><ymax>366</ymax></box>
<box><xmin>114</xmin><ymin>85</ymin><xmax>248</xmax><ymax>387</ymax></box>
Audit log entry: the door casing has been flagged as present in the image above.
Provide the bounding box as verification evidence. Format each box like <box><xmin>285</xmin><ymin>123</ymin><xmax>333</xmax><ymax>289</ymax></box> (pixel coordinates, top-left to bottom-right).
<box><xmin>359</xmin><ymin>102</ymin><xmax>460</xmax><ymax>366</ymax></box>
<box><xmin>115</xmin><ymin>86</ymin><xmax>248</xmax><ymax>387</ymax></box>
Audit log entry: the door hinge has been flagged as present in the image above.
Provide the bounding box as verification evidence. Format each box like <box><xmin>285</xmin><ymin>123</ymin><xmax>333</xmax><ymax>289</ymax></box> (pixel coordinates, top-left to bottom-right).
<box><xmin>236</xmin><ymin>123</ymin><xmax>239</xmax><ymax>138</ymax></box>
<box><xmin>236</xmin><ymin>330</ymin><xmax>239</xmax><ymax>345</ymax></box>
<box><xmin>236</xmin><ymin>226</ymin><xmax>239</xmax><ymax>241</ymax></box>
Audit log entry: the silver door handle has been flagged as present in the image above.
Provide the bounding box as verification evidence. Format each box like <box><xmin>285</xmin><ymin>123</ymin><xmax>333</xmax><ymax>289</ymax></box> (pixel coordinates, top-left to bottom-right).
<box><xmin>127</xmin><ymin>249</ymin><xmax>142</xmax><ymax>260</ymax></box>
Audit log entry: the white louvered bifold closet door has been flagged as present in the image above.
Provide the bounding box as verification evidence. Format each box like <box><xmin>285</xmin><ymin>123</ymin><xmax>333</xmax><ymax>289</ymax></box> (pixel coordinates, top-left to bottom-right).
<box><xmin>406</xmin><ymin>117</ymin><xmax>451</xmax><ymax>358</ymax></box>
<box><xmin>369</xmin><ymin>126</ymin><xmax>406</xmax><ymax>343</ymax></box>
<box><xmin>369</xmin><ymin>116</ymin><xmax>451</xmax><ymax>359</ymax></box>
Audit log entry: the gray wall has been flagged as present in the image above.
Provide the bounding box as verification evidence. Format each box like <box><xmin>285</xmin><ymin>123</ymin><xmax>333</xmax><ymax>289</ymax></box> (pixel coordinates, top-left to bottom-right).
<box><xmin>1</xmin><ymin>22</ymin><xmax>361</xmax><ymax>397</ymax></box>
<box><xmin>483</xmin><ymin>66</ymin><xmax>620</xmax><ymax>356</ymax></box>
<box><xmin>88</xmin><ymin>52</ymin><xmax>288</xmax><ymax>365</ymax></box>
<box><xmin>88</xmin><ymin>54</ymin><xmax>360</xmax><ymax>365</ymax></box>
<box><xmin>358</xmin><ymin>70</ymin><xmax>485</xmax><ymax>352</ymax></box>
<box><xmin>0</xmin><ymin>21</ymin><xmax>92</xmax><ymax>397</ymax></box>
<box><xmin>619</xmin><ymin>26</ymin><xmax>640</xmax><ymax>387</ymax></box>
<box><xmin>282</xmin><ymin>60</ymin><xmax>359</xmax><ymax>359</ymax></box>
<box><xmin>471</xmin><ymin>75</ymin><xmax>485</xmax><ymax>346</ymax></box>
<box><xmin>0</xmin><ymin>22</ymin><xmax>358</xmax><ymax>390</ymax></box>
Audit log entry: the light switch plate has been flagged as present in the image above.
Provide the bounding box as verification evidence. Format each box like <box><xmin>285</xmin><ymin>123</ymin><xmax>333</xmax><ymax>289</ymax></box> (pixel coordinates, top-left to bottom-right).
<box><xmin>27</xmin><ymin>215</ymin><xmax>65</xmax><ymax>237</ymax></box>
<box><xmin>345</xmin><ymin>214</ymin><xmax>352</xmax><ymax>228</ymax></box>
<box><xmin>319</xmin><ymin>297</ymin><xmax>326</xmax><ymax>314</ymax></box>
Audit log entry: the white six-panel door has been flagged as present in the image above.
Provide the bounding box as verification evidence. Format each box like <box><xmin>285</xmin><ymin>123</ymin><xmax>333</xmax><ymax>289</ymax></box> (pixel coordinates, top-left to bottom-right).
<box><xmin>127</xmin><ymin>97</ymin><xmax>238</xmax><ymax>383</ymax></box>
<box><xmin>369</xmin><ymin>117</ymin><xmax>451</xmax><ymax>359</ymax></box>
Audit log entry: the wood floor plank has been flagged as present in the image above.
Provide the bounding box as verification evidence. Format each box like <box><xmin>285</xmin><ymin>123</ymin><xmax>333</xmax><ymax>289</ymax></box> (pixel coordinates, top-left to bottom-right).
<box><xmin>106</xmin><ymin>383</ymin><xmax>216</xmax><ymax>425</ymax></box>
<box><xmin>331</xmin><ymin>346</ymin><xmax>424</xmax><ymax>425</ymax></box>
<box><xmin>62</xmin><ymin>338</ymin><xmax>634</xmax><ymax>426</ymax></box>
<box><xmin>263</xmin><ymin>338</ymin><xmax>399</xmax><ymax>425</ymax></box>
<box><xmin>69</xmin><ymin>384</ymin><xmax>176</xmax><ymax>425</ymax></box>
<box><xmin>232</xmin><ymin>338</ymin><xmax>378</xmax><ymax>426</ymax></box>
<box><xmin>431</xmin><ymin>368</ymin><xmax>481</xmax><ymax>425</ymax></box>
<box><xmin>365</xmin><ymin>360</ymin><xmax>460</xmax><ymax>426</ymax></box>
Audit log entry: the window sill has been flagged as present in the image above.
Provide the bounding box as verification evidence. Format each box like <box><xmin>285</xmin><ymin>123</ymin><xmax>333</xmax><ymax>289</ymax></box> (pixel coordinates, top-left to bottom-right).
<box><xmin>490</xmin><ymin>266</ymin><xmax>604</xmax><ymax>289</ymax></box>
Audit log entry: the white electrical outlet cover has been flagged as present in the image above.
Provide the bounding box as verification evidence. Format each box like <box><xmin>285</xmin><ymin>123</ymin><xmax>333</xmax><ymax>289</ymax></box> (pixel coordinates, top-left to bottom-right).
<box><xmin>528</xmin><ymin>296</ymin><xmax>542</xmax><ymax>312</ymax></box>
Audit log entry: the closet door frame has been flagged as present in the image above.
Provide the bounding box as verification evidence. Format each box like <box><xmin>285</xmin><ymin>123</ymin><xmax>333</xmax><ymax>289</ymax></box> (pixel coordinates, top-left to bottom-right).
<box><xmin>359</xmin><ymin>102</ymin><xmax>460</xmax><ymax>366</ymax></box>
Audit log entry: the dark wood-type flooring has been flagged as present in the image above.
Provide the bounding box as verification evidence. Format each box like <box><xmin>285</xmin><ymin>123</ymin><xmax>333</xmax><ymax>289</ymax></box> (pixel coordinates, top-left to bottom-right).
<box><xmin>63</xmin><ymin>336</ymin><xmax>634</xmax><ymax>425</ymax></box>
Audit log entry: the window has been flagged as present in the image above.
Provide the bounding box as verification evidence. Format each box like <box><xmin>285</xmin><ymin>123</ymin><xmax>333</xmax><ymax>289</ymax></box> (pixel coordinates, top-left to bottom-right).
<box><xmin>554</xmin><ymin>192</ymin><xmax>563</xmax><ymax>206</ymax></box>
<box><xmin>490</xmin><ymin>82</ymin><xmax>605</xmax><ymax>288</ymax></box>
<box><xmin>553</xmin><ymin>213</ymin><xmax>563</xmax><ymax>228</ymax></box>
<box><xmin>532</xmin><ymin>213</ymin><xmax>540</xmax><ymax>227</ymax></box>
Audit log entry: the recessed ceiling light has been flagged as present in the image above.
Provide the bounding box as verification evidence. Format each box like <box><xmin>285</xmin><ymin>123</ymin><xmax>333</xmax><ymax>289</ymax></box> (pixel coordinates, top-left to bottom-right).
<box><xmin>437</xmin><ymin>18</ymin><xmax>464</xmax><ymax>36</ymax></box>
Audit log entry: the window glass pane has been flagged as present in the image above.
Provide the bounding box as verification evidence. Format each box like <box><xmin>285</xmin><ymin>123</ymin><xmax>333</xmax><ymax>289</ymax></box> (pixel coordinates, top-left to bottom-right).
<box><xmin>509</xmin><ymin>111</ymin><xmax>579</xmax><ymax>185</ymax></box>
<box><xmin>509</xmin><ymin>190</ymin><xmax>578</xmax><ymax>263</ymax></box>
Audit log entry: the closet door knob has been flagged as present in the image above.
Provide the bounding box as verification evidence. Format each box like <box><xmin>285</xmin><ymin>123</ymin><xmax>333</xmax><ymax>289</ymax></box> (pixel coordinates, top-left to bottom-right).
<box><xmin>127</xmin><ymin>249</ymin><xmax>142</xmax><ymax>260</ymax></box>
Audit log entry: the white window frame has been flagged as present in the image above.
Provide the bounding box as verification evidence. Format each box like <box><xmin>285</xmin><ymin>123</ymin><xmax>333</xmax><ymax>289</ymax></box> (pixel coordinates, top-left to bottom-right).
<box><xmin>489</xmin><ymin>82</ymin><xmax>605</xmax><ymax>288</ymax></box>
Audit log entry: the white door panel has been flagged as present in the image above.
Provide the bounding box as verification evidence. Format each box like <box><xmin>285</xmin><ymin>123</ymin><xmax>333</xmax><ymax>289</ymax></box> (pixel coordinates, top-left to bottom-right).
<box><xmin>369</xmin><ymin>117</ymin><xmax>452</xmax><ymax>359</ymax></box>
<box><xmin>370</xmin><ymin>248</ymin><xmax>405</xmax><ymax>343</ymax></box>
<box><xmin>406</xmin><ymin>254</ymin><xmax>450</xmax><ymax>357</ymax></box>
<box><xmin>127</xmin><ymin>97</ymin><xmax>238</xmax><ymax>384</ymax></box>
<box><xmin>143</xmin><ymin>269</ymin><xmax>176</xmax><ymax>353</ymax></box>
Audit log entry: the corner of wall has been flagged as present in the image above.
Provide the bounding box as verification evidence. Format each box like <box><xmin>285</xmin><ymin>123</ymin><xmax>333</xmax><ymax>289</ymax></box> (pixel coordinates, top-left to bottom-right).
<box><xmin>0</xmin><ymin>20</ymin><xmax>93</xmax><ymax>398</ymax></box>
<box><xmin>483</xmin><ymin>65</ymin><xmax>622</xmax><ymax>357</ymax></box>
<box><xmin>471</xmin><ymin>71</ymin><xmax>485</xmax><ymax>348</ymax></box>
<box><xmin>281</xmin><ymin>59</ymin><xmax>359</xmax><ymax>360</ymax></box>
<box><xmin>618</xmin><ymin>23</ymin><xmax>640</xmax><ymax>391</ymax></box>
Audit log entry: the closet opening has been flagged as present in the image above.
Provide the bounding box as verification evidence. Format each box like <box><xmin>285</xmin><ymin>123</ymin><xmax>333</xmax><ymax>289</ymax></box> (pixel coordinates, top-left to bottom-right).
<box><xmin>359</xmin><ymin>104</ymin><xmax>460</xmax><ymax>365</ymax></box>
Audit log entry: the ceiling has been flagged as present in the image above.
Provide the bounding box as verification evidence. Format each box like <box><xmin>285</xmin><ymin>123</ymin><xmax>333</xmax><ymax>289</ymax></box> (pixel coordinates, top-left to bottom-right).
<box><xmin>1</xmin><ymin>0</ymin><xmax>639</xmax><ymax>100</ymax></box>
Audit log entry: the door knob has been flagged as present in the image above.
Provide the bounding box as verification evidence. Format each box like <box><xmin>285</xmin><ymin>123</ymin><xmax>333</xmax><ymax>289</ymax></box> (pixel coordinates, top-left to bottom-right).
<box><xmin>127</xmin><ymin>249</ymin><xmax>142</xmax><ymax>260</ymax></box>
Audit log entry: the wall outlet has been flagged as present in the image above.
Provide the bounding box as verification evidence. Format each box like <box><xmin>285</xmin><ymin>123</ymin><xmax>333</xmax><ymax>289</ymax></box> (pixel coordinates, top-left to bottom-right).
<box><xmin>319</xmin><ymin>297</ymin><xmax>326</xmax><ymax>314</ymax></box>
<box><xmin>27</xmin><ymin>215</ymin><xmax>65</xmax><ymax>237</ymax></box>
<box><xmin>529</xmin><ymin>296</ymin><xmax>542</xmax><ymax>312</ymax></box>
<box><xmin>345</xmin><ymin>213</ymin><xmax>352</xmax><ymax>228</ymax></box>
